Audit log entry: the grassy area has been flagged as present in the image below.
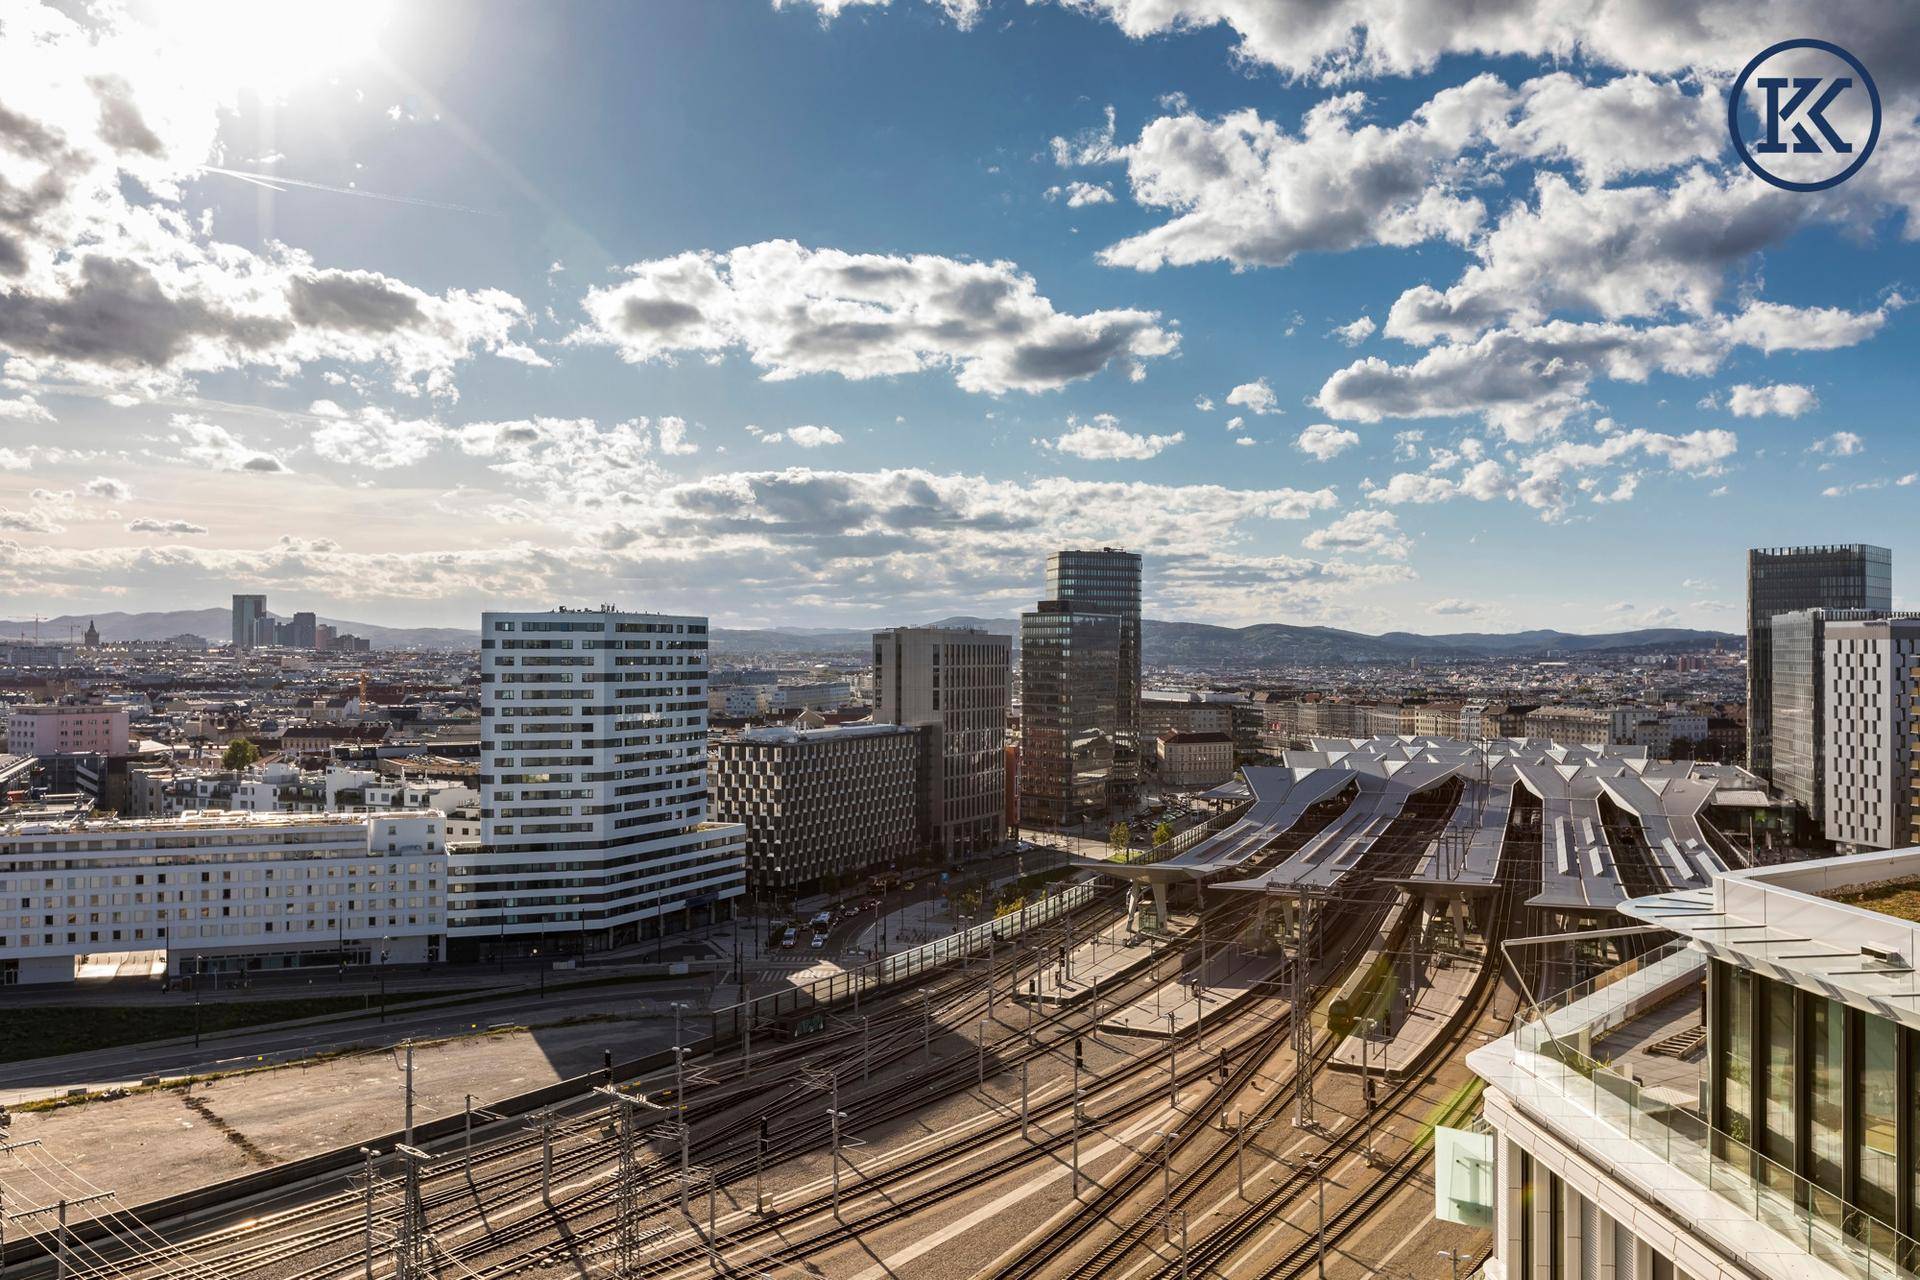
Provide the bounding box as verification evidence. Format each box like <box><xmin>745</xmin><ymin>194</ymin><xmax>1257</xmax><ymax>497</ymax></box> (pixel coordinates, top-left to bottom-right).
<box><xmin>1828</xmin><ymin>880</ymin><xmax>1920</xmax><ymax>922</ymax></box>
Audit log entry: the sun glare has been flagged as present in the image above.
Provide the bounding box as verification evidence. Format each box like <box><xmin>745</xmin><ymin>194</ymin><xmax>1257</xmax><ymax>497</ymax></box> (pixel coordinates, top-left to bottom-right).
<box><xmin>153</xmin><ymin>0</ymin><xmax>394</xmax><ymax>95</ymax></box>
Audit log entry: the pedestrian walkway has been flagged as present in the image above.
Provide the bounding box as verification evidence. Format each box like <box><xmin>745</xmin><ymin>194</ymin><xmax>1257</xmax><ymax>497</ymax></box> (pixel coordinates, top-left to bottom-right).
<box><xmin>1329</xmin><ymin>946</ymin><xmax>1484</xmax><ymax>1080</ymax></box>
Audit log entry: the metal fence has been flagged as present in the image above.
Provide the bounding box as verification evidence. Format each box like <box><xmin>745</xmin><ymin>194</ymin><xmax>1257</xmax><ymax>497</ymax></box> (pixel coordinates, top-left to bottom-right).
<box><xmin>709</xmin><ymin>880</ymin><xmax>1103</xmax><ymax>1046</ymax></box>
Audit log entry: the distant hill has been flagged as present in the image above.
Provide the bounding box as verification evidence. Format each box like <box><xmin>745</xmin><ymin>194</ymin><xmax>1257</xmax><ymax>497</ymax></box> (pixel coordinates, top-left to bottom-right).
<box><xmin>707</xmin><ymin>617</ymin><xmax>1738</xmax><ymax>663</ymax></box>
<box><xmin>0</xmin><ymin>608</ymin><xmax>1739</xmax><ymax>663</ymax></box>
<box><xmin>0</xmin><ymin>609</ymin><xmax>478</xmax><ymax>652</ymax></box>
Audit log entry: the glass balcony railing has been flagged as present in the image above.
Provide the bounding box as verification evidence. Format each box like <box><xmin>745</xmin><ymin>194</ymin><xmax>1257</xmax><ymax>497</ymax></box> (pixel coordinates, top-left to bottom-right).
<box><xmin>1508</xmin><ymin>945</ymin><xmax>1920</xmax><ymax>1280</ymax></box>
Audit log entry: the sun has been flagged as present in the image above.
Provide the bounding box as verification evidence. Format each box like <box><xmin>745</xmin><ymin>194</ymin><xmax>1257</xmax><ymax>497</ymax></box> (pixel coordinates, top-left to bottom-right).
<box><xmin>147</xmin><ymin>0</ymin><xmax>395</xmax><ymax>96</ymax></box>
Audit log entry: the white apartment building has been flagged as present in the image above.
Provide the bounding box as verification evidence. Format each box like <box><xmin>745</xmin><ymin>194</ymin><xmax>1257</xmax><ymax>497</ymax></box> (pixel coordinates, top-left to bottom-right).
<box><xmin>1469</xmin><ymin>850</ymin><xmax>1920</xmax><ymax>1280</ymax></box>
<box><xmin>1823</xmin><ymin>618</ymin><xmax>1920</xmax><ymax>850</ymax></box>
<box><xmin>467</xmin><ymin>607</ymin><xmax>746</xmax><ymax>957</ymax></box>
<box><xmin>0</xmin><ymin>810</ymin><xmax>446</xmax><ymax>985</ymax></box>
<box><xmin>708</xmin><ymin>685</ymin><xmax>764</xmax><ymax>717</ymax></box>
<box><xmin>1609</xmin><ymin>707</ymin><xmax>1710</xmax><ymax>758</ymax></box>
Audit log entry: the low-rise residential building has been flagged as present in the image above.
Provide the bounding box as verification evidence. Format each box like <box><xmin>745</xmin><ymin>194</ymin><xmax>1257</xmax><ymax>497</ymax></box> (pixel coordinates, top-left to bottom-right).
<box><xmin>1139</xmin><ymin>693</ymin><xmax>1235</xmax><ymax>742</ymax></box>
<box><xmin>0</xmin><ymin>809</ymin><xmax>447</xmax><ymax>985</ymax></box>
<box><xmin>1153</xmin><ymin>731</ymin><xmax>1234</xmax><ymax>788</ymax></box>
<box><xmin>1523</xmin><ymin>704</ymin><xmax>1611</xmax><ymax>746</ymax></box>
<box><xmin>711</xmin><ymin>723</ymin><xmax>918</xmax><ymax>894</ymax></box>
<box><xmin>6</xmin><ymin>704</ymin><xmax>130</xmax><ymax>757</ymax></box>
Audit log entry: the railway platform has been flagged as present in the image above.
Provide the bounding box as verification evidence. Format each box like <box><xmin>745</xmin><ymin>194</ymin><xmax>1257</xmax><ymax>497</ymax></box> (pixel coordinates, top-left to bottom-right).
<box><xmin>1330</xmin><ymin>946</ymin><xmax>1485</xmax><ymax>1081</ymax></box>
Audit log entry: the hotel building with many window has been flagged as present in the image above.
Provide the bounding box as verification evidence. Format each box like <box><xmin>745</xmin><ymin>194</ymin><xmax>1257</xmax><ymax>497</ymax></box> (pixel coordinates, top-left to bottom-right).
<box><xmin>0</xmin><ymin>809</ymin><xmax>446</xmax><ymax>985</ymax></box>
<box><xmin>466</xmin><ymin>607</ymin><xmax>745</xmax><ymax>957</ymax></box>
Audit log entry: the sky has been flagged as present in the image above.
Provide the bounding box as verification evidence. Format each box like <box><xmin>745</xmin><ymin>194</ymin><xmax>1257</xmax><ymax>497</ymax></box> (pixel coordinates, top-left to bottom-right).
<box><xmin>1</xmin><ymin>0</ymin><xmax>1917</xmax><ymax>635</ymax></box>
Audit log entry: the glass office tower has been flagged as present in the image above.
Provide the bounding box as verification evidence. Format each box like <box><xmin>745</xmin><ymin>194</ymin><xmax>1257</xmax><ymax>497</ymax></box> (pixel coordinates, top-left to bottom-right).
<box><xmin>1018</xmin><ymin>600</ymin><xmax>1121</xmax><ymax>828</ymax></box>
<box><xmin>1044</xmin><ymin>548</ymin><xmax>1141</xmax><ymax>800</ymax></box>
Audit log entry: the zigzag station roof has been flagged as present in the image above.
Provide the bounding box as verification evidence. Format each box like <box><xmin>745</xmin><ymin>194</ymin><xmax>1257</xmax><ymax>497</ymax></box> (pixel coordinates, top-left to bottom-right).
<box><xmin>1090</xmin><ymin>735</ymin><xmax>1759</xmax><ymax>912</ymax></box>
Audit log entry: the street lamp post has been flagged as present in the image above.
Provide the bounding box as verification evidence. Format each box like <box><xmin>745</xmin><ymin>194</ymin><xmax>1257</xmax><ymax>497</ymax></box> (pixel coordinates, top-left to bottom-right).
<box><xmin>1437</xmin><ymin>1249</ymin><xmax>1468</xmax><ymax>1280</ymax></box>
<box><xmin>379</xmin><ymin>938</ymin><xmax>391</xmax><ymax>1023</ymax></box>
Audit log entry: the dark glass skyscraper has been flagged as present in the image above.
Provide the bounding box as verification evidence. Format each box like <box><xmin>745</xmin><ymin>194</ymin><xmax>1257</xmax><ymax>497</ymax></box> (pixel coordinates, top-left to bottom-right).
<box><xmin>1018</xmin><ymin>600</ymin><xmax>1121</xmax><ymax>828</ymax></box>
<box><xmin>1746</xmin><ymin>545</ymin><xmax>1891</xmax><ymax>782</ymax></box>
<box><xmin>1045</xmin><ymin>548</ymin><xmax>1141</xmax><ymax>793</ymax></box>
<box><xmin>1019</xmin><ymin>548</ymin><xmax>1141</xmax><ymax>827</ymax></box>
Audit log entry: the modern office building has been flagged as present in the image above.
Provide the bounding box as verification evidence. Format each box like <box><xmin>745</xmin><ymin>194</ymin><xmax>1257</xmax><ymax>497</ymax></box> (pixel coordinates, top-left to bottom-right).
<box><xmin>1822</xmin><ymin>615</ymin><xmax>1920</xmax><ymax>851</ymax></box>
<box><xmin>464</xmin><ymin>607</ymin><xmax>746</xmax><ymax>958</ymax></box>
<box><xmin>1771</xmin><ymin>609</ymin><xmax>1920</xmax><ymax>832</ymax></box>
<box><xmin>1019</xmin><ymin>601</ymin><xmax>1122</xmax><ymax>828</ymax></box>
<box><xmin>1470</xmin><ymin>850</ymin><xmax>1920</xmax><ymax>1280</ymax></box>
<box><xmin>712</xmin><ymin>723</ymin><xmax>918</xmax><ymax>895</ymax></box>
<box><xmin>1046</xmin><ymin>548</ymin><xmax>1142</xmax><ymax>797</ymax></box>
<box><xmin>1747</xmin><ymin>544</ymin><xmax>1892</xmax><ymax>782</ymax></box>
<box><xmin>872</xmin><ymin>625</ymin><xmax>1011</xmax><ymax>859</ymax></box>
<box><xmin>0</xmin><ymin>809</ymin><xmax>447</xmax><ymax>985</ymax></box>
<box><xmin>231</xmin><ymin>593</ymin><xmax>267</xmax><ymax>650</ymax></box>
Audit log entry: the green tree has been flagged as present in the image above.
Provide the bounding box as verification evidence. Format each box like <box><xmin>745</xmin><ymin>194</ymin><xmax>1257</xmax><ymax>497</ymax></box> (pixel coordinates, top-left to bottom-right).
<box><xmin>1108</xmin><ymin>821</ymin><xmax>1131</xmax><ymax>854</ymax></box>
<box><xmin>222</xmin><ymin>737</ymin><xmax>260</xmax><ymax>770</ymax></box>
<box><xmin>1152</xmin><ymin>820</ymin><xmax>1176</xmax><ymax>847</ymax></box>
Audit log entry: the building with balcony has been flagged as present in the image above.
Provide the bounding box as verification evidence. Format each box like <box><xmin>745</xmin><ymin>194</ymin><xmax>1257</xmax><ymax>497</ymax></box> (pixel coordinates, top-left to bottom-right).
<box><xmin>467</xmin><ymin>607</ymin><xmax>746</xmax><ymax>958</ymax></box>
<box><xmin>712</xmin><ymin>723</ymin><xmax>917</xmax><ymax>895</ymax></box>
<box><xmin>0</xmin><ymin>809</ymin><xmax>446</xmax><ymax>985</ymax></box>
<box><xmin>1470</xmin><ymin>849</ymin><xmax>1920</xmax><ymax>1280</ymax></box>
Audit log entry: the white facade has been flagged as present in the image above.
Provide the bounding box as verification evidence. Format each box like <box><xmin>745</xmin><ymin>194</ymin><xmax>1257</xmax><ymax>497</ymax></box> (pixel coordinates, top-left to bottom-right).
<box><xmin>470</xmin><ymin>607</ymin><xmax>746</xmax><ymax>950</ymax></box>
<box><xmin>1822</xmin><ymin>618</ymin><xmax>1920</xmax><ymax>850</ymax></box>
<box><xmin>0</xmin><ymin>810</ymin><xmax>446</xmax><ymax>985</ymax></box>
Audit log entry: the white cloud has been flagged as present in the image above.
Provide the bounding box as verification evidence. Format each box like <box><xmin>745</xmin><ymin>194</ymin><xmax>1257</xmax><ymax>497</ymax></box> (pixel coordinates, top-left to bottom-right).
<box><xmin>1027</xmin><ymin>1</ymin><xmax>1919</xmax><ymax>90</ymax></box>
<box><xmin>1094</xmin><ymin>86</ymin><xmax>1503</xmax><ymax>272</ymax></box>
<box><xmin>309</xmin><ymin>406</ymin><xmax>443</xmax><ymax>470</ymax></box>
<box><xmin>1428</xmin><ymin>597</ymin><xmax>1485</xmax><ymax>617</ymax></box>
<box><xmin>1321</xmin><ymin>301</ymin><xmax>1893</xmax><ymax>440</ymax></box>
<box><xmin>0</xmin><ymin>508</ymin><xmax>61</xmax><ymax>534</ymax></box>
<box><xmin>169</xmin><ymin>417</ymin><xmax>289</xmax><ymax>473</ymax></box>
<box><xmin>0</xmin><ymin>397</ymin><xmax>55</xmax><ymax>423</ymax></box>
<box><xmin>1293</xmin><ymin>422</ymin><xmax>1360</xmax><ymax>461</ymax></box>
<box><xmin>1225</xmin><ymin>416</ymin><xmax>1246</xmax><ymax>432</ymax></box>
<box><xmin>1303</xmin><ymin>509</ymin><xmax>1411</xmax><ymax>559</ymax></box>
<box><xmin>1366</xmin><ymin>426</ymin><xmax>1734</xmax><ymax>521</ymax></box>
<box><xmin>1808</xmin><ymin>430</ymin><xmax>1863</xmax><ymax>456</ymax></box>
<box><xmin>785</xmin><ymin>425</ymin><xmax>845</xmax><ymax>449</ymax></box>
<box><xmin>1226</xmin><ymin>377</ymin><xmax>1281</xmax><ymax>415</ymax></box>
<box><xmin>1045</xmin><ymin>181</ymin><xmax>1117</xmax><ymax>207</ymax></box>
<box><xmin>83</xmin><ymin>476</ymin><xmax>132</xmax><ymax>501</ymax></box>
<box><xmin>1331</xmin><ymin>316</ymin><xmax>1376</xmax><ymax>346</ymax></box>
<box><xmin>126</xmin><ymin>516</ymin><xmax>207</xmax><ymax>534</ymax></box>
<box><xmin>1193</xmin><ymin>395</ymin><xmax>1214</xmax><ymax>412</ymax></box>
<box><xmin>1044</xmin><ymin>414</ymin><xmax>1184</xmax><ymax>460</ymax></box>
<box><xmin>1723</xmin><ymin>383</ymin><xmax>1819</xmax><ymax>418</ymax></box>
<box><xmin>1233</xmin><ymin>436</ymin><xmax>1257</xmax><ymax>447</ymax></box>
<box><xmin>574</xmin><ymin>240</ymin><xmax>1178</xmax><ymax>394</ymax></box>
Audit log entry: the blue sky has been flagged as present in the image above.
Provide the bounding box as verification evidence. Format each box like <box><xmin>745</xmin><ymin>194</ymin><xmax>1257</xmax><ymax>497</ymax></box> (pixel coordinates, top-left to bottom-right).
<box><xmin>1</xmin><ymin>0</ymin><xmax>1916</xmax><ymax>632</ymax></box>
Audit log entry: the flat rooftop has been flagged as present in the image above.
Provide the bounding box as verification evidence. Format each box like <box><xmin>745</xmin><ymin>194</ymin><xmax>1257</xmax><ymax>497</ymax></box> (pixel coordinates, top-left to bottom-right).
<box><xmin>0</xmin><ymin>808</ymin><xmax>447</xmax><ymax>838</ymax></box>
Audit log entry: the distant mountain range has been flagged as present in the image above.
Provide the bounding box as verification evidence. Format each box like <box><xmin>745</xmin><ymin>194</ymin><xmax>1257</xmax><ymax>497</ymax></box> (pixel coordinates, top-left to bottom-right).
<box><xmin>0</xmin><ymin>608</ymin><xmax>1739</xmax><ymax>664</ymax></box>
<box><xmin>0</xmin><ymin>609</ymin><xmax>476</xmax><ymax>652</ymax></box>
<box><xmin>714</xmin><ymin>616</ymin><xmax>1738</xmax><ymax>664</ymax></box>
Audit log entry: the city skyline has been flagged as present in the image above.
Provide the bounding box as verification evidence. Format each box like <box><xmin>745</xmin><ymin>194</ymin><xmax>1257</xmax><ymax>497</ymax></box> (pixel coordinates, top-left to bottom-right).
<box><xmin>3</xmin><ymin>2</ymin><xmax>1918</xmax><ymax>633</ymax></box>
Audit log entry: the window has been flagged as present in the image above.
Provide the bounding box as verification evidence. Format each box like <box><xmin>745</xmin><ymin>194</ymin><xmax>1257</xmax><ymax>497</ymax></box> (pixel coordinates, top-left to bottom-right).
<box><xmin>1856</xmin><ymin>1012</ymin><xmax>1896</xmax><ymax>1231</ymax></box>
<box><xmin>1807</xmin><ymin>996</ymin><xmax>1844</xmax><ymax>1205</ymax></box>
